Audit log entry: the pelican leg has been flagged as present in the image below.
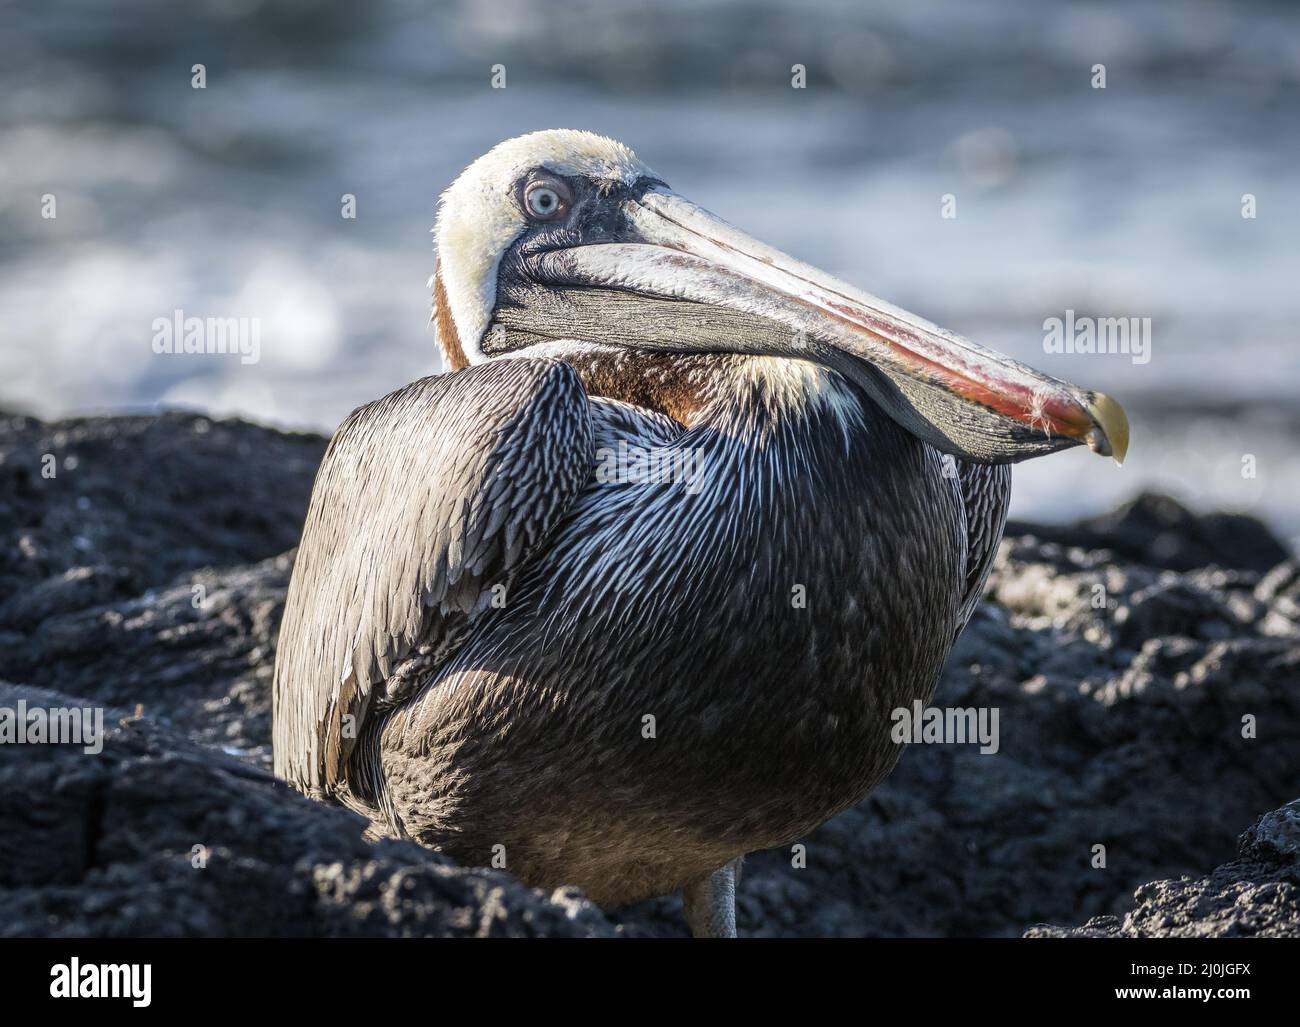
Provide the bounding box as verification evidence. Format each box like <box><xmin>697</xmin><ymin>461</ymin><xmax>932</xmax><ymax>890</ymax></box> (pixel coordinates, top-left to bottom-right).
<box><xmin>682</xmin><ymin>858</ymin><xmax>741</xmax><ymax>938</ymax></box>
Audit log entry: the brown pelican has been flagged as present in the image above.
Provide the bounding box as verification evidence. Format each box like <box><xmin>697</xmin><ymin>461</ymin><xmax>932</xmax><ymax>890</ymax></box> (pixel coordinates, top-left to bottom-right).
<box><xmin>273</xmin><ymin>130</ymin><xmax>1128</xmax><ymax>937</ymax></box>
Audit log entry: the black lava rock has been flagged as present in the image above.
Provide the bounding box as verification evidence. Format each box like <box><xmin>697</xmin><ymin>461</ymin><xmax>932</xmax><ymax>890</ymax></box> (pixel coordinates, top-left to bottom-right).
<box><xmin>1007</xmin><ymin>491</ymin><xmax>1290</xmax><ymax>575</ymax></box>
<box><xmin>1027</xmin><ymin>801</ymin><xmax>1300</xmax><ymax>937</ymax></box>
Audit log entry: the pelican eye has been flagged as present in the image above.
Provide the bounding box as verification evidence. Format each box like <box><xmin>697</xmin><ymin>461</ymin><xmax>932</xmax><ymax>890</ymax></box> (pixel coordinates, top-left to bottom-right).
<box><xmin>525</xmin><ymin>184</ymin><xmax>564</xmax><ymax>220</ymax></box>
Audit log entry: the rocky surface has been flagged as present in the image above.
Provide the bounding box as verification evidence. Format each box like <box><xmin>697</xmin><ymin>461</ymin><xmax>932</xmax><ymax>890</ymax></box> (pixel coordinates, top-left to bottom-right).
<box><xmin>1026</xmin><ymin>801</ymin><xmax>1300</xmax><ymax>938</ymax></box>
<box><xmin>1</xmin><ymin>409</ymin><xmax>1297</xmax><ymax>937</ymax></box>
<box><xmin>0</xmin><ymin>681</ymin><xmax>611</xmax><ymax>938</ymax></box>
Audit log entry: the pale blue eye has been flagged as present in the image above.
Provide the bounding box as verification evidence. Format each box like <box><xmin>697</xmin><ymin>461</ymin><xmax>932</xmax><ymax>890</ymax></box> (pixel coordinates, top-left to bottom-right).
<box><xmin>526</xmin><ymin>186</ymin><xmax>561</xmax><ymax>218</ymax></box>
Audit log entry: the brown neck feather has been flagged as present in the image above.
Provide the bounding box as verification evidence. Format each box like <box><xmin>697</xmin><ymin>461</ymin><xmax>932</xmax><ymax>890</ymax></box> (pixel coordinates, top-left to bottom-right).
<box><xmin>558</xmin><ymin>348</ymin><xmax>723</xmax><ymax>427</ymax></box>
<box><xmin>433</xmin><ymin>265</ymin><xmax>469</xmax><ymax>371</ymax></box>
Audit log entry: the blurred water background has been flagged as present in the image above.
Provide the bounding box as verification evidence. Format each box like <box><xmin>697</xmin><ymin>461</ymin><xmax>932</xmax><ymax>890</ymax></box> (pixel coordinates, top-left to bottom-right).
<box><xmin>2</xmin><ymin>0</ymin><xmax>1298</xmax><ymax>542</ymax></box>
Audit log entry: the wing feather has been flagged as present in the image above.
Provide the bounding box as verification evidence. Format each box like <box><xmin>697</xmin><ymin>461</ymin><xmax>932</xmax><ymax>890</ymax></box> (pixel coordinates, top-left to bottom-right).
<box><xmin>272</xmin><ymin>358</ymin><xmax>592</xmax><ymax>794</ymax></box>
<box><xmin>954</xmin><ymin>461</ymin><xmax>1011</xmax><ymax>637</ymax></box>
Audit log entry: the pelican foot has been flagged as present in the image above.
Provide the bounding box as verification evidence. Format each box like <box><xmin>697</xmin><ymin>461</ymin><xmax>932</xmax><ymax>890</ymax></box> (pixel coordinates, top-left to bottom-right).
<box><xmin>682</xmin><ymin>858</ymin><xmax>742</xmax><ymax>938</ymax></box>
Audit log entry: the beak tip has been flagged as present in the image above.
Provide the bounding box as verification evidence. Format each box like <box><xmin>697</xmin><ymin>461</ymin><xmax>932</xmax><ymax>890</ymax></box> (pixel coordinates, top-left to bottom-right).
<box><xmin>1084</xmin><ymin>392</ymin><xmax>1130</xmax><ymax>466</ymax></box>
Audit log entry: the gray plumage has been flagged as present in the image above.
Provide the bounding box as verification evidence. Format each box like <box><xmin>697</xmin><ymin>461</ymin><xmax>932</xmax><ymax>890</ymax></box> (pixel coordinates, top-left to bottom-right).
<box><xmin>273</xmin><ymin>359</ymin><xmax>592</xmax><ymax>803</ymax></box>
<box><xmin>274</xmin><ymin>352</ymin><xmax>1009</xmax><ymax>909</ymax></box>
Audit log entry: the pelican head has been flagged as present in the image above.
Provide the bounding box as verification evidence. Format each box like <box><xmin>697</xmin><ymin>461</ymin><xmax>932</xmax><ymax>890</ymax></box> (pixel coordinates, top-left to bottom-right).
<box><xmin>432</xmin><ymin>129</ymin><xmax>1128</xmax><ymax>465</ymax></box>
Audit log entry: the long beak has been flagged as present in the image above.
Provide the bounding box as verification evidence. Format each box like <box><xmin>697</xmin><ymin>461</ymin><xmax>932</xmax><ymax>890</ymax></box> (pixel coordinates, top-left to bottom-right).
<box><xmin>523</xmin><ymin>189</ymin><xmax>1128</xmax><ymax>465</ymax></box>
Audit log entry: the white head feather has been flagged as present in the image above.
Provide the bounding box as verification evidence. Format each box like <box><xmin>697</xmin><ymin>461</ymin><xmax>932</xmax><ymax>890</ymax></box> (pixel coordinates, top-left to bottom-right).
<box><xmin>434</xmin><ymin>130</ymin><xmax>656</xmax><ymax>363</ymax></box>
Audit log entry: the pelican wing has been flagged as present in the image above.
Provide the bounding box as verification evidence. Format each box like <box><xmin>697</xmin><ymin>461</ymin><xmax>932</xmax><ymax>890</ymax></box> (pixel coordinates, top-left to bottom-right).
<box><xmin>954</xmin><ymin>461</ymin><xmax>1011</xmax><ymax>637</ymax></box>
<box><xmin>272</xmin><ymin>358</ymin><xmax>593</xmax><ymax>795</ymax></box>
